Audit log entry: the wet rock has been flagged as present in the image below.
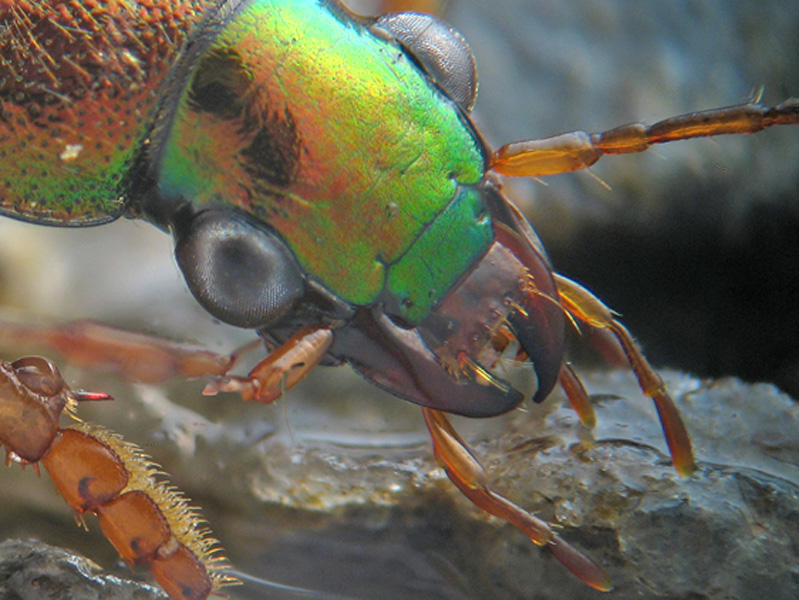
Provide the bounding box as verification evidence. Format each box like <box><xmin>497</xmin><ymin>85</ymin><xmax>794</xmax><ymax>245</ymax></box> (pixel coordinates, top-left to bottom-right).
<box><xmin>0</xmin><ymin>539</ymin><xmax>163</xmax><ymax>600</ymax></box>
<box><xmin>4</xmin><ymin>370</ymin><xmax>797</xmax><ymax>600</ymax></box>
<box><xmin>203</xmin><ymin>370</ymin><xmax>799</xmax><ymax>600</ymax></box>
<box><xmin>469</xmin><ymin>371</ymin><xmax>799</xmax><ymax>599</ymax></box>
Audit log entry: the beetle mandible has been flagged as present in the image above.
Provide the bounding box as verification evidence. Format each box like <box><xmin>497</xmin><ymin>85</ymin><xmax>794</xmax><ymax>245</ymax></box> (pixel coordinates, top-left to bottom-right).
<box><xmin>1</xmin><ymin>1</ymin><xmax>798</xmax><ymax>598</ymax></box>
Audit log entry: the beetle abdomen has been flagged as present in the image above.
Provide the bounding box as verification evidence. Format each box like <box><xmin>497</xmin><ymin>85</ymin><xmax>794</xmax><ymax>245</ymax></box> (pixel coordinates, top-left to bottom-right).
<box><xmin>0</xmin><ymin>0</ymin><xmax>213</xmax><ymax>225</ymax></box>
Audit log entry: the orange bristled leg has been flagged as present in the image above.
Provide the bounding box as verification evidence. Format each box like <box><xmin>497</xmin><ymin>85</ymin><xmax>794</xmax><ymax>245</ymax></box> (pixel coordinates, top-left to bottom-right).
<box><xmin>422</xmin><ymin>407</ymin><xmax>613</xmax><ymax>591</ymax></box>
<box><xmin>490</xmin><ymin>98</ymin><xmax>799</xmax><ymax>178</ymax></box>
<box><xmin>203</xmin><ymin>323</ymin><xmax>334</xmax><ymax>403</ymax></box>
<box><xmin>42</xmin><ymin>424</ymin><xmax>237</xmax><ymax>600</ymax></box>
<box><xmin>0</xmin><ymin>356</ymin><xmax>235</xmax><ymax>600</ymax></box>
<box><xmin>553</xmin><ymin>274</ymin><xmax>696</xmax><ymax>476</ymax></box>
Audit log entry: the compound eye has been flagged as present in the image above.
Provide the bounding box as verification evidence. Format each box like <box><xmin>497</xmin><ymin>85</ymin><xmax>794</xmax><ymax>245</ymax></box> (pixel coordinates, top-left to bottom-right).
<box><xmin>175</xmin><ymin>210</ymin><xmax>305</xmax><ymax>329</ymax></box>
<box><xmin>374</xmin><ymin>12</ymin><xmax>478</xmax><ymax>112</ymax></box>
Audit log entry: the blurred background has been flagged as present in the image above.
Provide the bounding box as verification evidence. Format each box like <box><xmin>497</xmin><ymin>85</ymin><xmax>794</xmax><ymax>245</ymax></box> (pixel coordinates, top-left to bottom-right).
<box><xmin>440</xmin><ymin>0</ymin><xmax>799</xmax><ymax>396</ymax></box>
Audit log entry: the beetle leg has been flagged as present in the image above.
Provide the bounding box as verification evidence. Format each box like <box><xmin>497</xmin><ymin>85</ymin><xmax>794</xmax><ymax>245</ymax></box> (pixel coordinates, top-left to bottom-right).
<box><xmin>558</xmin><ymin>362</ymin><xmax>596</xmax><ymax>429</ymax></box>
<box><xmin>422</xmin><ymin>407</ymin><xmax>613</xmax><ymax>592</ymax></box>
<box><xmin>553</xmin><ymin>275</ymin><xmax>696</xmax><ymax>476</ymax></box>
<box><xmin>0</xmin><ymin>356</ymin><xmax>236</xmax><ymax>600</ymax></box>
<box><xmin>0</xmin><ymin>319</ymin><xmax>257</xmax><ymax>383</ymax></box>
<box><xmin>490</xmin><ymin>99</ymin><xmax>799</xmax><ymax>178</ymax></box>
<box><xmin>203</xmin><ymin>324</ymin><xmax>334</xmax><ymax>403</ymax></box>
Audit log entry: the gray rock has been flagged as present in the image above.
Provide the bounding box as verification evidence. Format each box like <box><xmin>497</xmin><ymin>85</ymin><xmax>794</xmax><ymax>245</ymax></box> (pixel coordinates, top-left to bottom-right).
<box><xmin>207</xmin><ymin>370</ymin><xmax>799</xmax><ymax>600</ymax></box>
<box><xmin>3</xmin><ymin>370</ymin><xmax>798</xmax><ymax>600</ymax></box>
<box><xmin>0</xmin><ymin>539</ymin><xmax>163</xmax><ymax>600</ymax></box>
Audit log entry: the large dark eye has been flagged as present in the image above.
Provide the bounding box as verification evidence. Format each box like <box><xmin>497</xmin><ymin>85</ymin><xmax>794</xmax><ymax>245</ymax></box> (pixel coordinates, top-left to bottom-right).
<box><xmin>175</xmin><ymin>209</ymin><xmax>305</xmax><ymax>329</ymax></box>
<box><xmin>374</xmin><ymin>12</ymin><xmax>478</xmax><ymax>112</ymax></box>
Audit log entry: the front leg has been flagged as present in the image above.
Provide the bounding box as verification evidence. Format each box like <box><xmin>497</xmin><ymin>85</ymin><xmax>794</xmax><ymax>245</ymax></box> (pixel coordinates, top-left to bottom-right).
<box><xmin>554</xmin><ymin>274</ymin><xmax>696</xmax><ymax>476</ymax></box>
<box><xmin>203</xmin><ymin>324</ymin><xmax>334</xmax><ymax>403</ymax></box>
<box><xmin>422</xmin><ymin>407</ymin><xmax>612</xmax><ymax>591</ymax></box>
<box><xmin>0</xmin><ymin>319</ymin><xmax>257</xmax><ymax>383</ymax></box>
<box><xmin>0</xmin><ymin>356</ymin><xmax>236</xmax><ymax>600</ymax></box>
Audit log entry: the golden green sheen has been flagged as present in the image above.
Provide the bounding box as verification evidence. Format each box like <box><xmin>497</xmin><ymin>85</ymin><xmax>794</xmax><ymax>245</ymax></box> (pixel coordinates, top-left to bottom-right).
<box><xmin>159</xmin><ymin>0</ymin><xmax>486</xmax><ymax>304</ymax></box>
<box><xmin>0</xmin><ymin>0</ymin><xmax>213</xmax><ymax>224</ymax></box>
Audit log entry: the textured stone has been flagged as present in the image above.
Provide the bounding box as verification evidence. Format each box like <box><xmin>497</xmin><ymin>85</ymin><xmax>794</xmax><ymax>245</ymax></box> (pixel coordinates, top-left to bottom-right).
<box><xmin>3</xmin><ymin>370</ymin><xmax>798</xmax><ymax>600</ymax></box>
<box><xmin>0</xmin><ymin>540</ymin><xmax>163</xmax><ymax>600</ymax></box>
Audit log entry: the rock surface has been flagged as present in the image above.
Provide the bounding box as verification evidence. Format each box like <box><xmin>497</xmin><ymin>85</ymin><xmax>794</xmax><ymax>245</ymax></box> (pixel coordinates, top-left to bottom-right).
<box><xmin>0</xmin><ymin>540</ymin><xmax>163</xmax><ymax>600</ymax></box>
<box><xmin>3</xmin><ymin>370</ymin><xmax>799</xmax><ymax>599</ymax></box>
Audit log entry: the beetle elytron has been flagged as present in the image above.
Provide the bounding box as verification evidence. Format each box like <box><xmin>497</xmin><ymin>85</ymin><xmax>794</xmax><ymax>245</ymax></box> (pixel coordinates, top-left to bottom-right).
<box><xmin>1</xmin><ymin>0</ymin><xmax>798</xmax><ymax>598</ymax></box>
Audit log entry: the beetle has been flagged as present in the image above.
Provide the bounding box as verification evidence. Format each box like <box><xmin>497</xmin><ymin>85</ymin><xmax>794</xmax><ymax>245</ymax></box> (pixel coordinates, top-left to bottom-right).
<box><xmin>1</xmin><ymin>1</ymin><xmax>798</xmax><ymax>598</ymax></box>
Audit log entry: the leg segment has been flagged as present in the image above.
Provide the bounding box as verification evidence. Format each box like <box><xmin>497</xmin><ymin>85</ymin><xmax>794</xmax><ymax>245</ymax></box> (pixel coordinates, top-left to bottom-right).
<box><xmin>203</xmin><ymin>323</ymin><xmax>334</xmax><ymax>403</ymax></box>
<box><xmin>558</xmin><ymin>362</ymin><xmax>596</xmax><ymax>428</ymax></box>
<box><xmin>422</xmin><ymin>407</ymin><xmax>612</xmax><ymax>591</ymax></box>
<box><xmin>0</xmin><ymin>317</ymin><xmax>334</xmax><ymax>406</ymax></box>
<box><xmin>554</xmin><ymin>275</ymin><xmax>695</xmax><ymax>476</ymax></box>
<box><xmin>491</xmin><ymin>99</ymin><xmax>799</xmax><ymax>178</ymax></box>
<box><xmin>0</xmin><ymin>319</ymin><xmax>258</xmax><ymax>383</ymax></box>
<box><xmin>0</xmin><ymin>356</ymin><xmax>234</xmax><ymax>600</ymax></box>
<box><xmin>368</xmin><ymin>0</ymin><xmax>447</xmax><ymax>14</ymax></box>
